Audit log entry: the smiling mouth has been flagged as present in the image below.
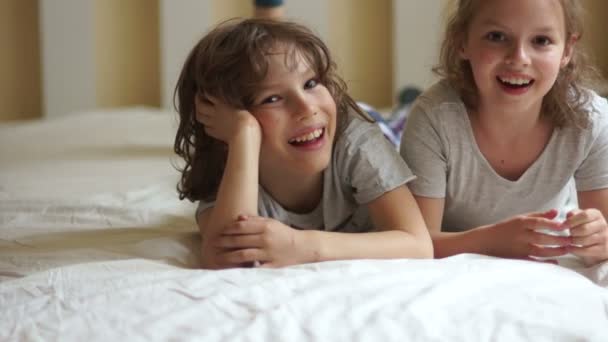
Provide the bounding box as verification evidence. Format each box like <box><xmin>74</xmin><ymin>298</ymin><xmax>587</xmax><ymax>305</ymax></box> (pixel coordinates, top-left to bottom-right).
<box><xmin>497</xmin><ymin>76</ymin><xmax>535</xmax><ymax>89</ymax></box>
<box><xmin>288</xmin><ymin>128</ymin><xmax>325</xmax><ymax>145</ymax></box>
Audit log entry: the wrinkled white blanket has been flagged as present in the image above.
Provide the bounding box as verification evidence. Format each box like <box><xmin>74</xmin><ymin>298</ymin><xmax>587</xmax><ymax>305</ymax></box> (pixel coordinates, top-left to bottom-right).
<box><xmin>1</xmin><ymin>109</ymin><xmax>607</xmax><ymax>341</ymax></box>
<box><xmin>2</xmin><ymin>256</ymin><xmax>608</xmax><ymax>341</ymax></box>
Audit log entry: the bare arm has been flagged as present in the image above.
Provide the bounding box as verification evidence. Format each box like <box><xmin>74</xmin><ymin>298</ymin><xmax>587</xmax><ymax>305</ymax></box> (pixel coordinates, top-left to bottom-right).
<box><xmin>414</xmin><ymin>195</ymin><xmax>571</xmax><ymax>260</ymax></box>
<box><xmin>195</xmin><ymin>98</ymin><xmax>262</xmax><ymax>268</ymax></box>
<box><xmin>213</xmin><ymin>185</ymin><xmax>433</xmax><ymax>268</ymax></box>
<box><xmin>305</xmin><ymin>185</ymin><xmax>434</xmax><ymax>261</ymax></box>
<box><xmin>198</xmin><ymin>126</ymin><xmax>261</xmax><ymax>269</ymax></box>
<box><xmin>566</xmin><ymin>189</ymin><xmax>608</xmax><ymax>265</ymax></box>
<box><xmin>199</xmin><ymin>124</ymin><xmax>260</xmax><ymax>238</ymax></box>
<box><xmin>414</xmin><ymin>196</ymin><xmax>487</xmax><ymax>258</ymax></box>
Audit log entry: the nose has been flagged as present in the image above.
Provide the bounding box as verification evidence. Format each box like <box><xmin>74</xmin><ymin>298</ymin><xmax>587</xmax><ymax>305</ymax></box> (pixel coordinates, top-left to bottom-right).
<box><xmin>505</xmin><ymin>40</ymin><xmax>530</xmax><ymax>67</ymax></box>
<box><xmin>291</xmin><ymin>92</ymin><xmax>317</xmax><ymax>120</ymax></box>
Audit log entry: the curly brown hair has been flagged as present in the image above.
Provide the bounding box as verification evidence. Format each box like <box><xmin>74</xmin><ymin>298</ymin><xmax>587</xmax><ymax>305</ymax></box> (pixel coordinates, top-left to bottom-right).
<box><xmin>174</xmin><ymin>18</ymin><xmax>366</xmax><ymax>202</ymax></box>
<box><xmin>434</xmin><ymin>0</ymin><xmax>606</xmax><ymax>128</ymax></box>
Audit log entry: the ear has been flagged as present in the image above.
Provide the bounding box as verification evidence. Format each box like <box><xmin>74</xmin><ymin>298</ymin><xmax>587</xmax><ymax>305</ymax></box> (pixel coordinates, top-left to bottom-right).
<box><xmin>459</xmin><ymin>47</ymin><xmax>468</xmax><ymax>60</ymax></box>
<box><xmin>560</xmin><ymin>34</ymin><xmax>578</xmax><ymax>68</ymax></box>
<box><xmin>458</xmin><ymin>38</ymin><xmax>469</xmax><ymax>60</ymax></box>
<box><xmin>194</xmin><ymin>93</ymin><xmax>206</xmax><ymax>123</ymax></box>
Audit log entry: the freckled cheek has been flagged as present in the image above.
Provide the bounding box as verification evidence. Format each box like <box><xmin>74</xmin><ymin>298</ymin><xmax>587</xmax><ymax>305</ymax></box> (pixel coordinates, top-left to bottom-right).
<box><xmin>466</xmin><ymin>50</ymin><xmax>499</xmax><ymax>80</ymax></box>
<box><xmin>255</xmin><ymin>114</ymin><xmax>285</xmax><ymax>142</ymax></box>
<box><xmin>468</xmin><ymin>52</ymin><xmax>497</xmax><ymax>84</ymax></box>
<box><xmin>255</xmin><ymin>114</ymin><xmax>276</xmax><ymax>127</ymax></box>
<box><xmin>325</xmin><ymin>103</ymin><xmax>338</xmax><ymax>138</ymax></box>
<box><xmin>536</xmin><ymin>54</ymin><xmax>564</xmax><ymax>73</ymax></box>
<box><xmin>477</xmin><ymin>50</ymin><xmax>501</xmax><ymax>66</ymax></box>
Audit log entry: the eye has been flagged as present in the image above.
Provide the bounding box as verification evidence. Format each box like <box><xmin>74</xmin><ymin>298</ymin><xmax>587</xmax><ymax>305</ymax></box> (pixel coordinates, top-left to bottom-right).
<box><xmin>533</xmin><ymin>35</ymin><xmax>552</xmax><ymax>46</ymax></box>
<box><xmin>260</xmin><ymin>95</ymin><xmax>281</xmax><ymax>105</ymax></box>
<box><xmin>304</xmin><ymin>78</ymin><xmax>319</xmax><ymax>89</ymax></box>
<box><xmin>485</xmin><ymin>31</ymin><xmax>506</xmax><ymax>42</ymax></box>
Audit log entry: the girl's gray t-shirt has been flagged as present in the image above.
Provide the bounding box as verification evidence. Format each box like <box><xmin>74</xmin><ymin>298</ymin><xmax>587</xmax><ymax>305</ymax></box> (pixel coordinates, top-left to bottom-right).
<box><xmin>198</xmin><ymin>114</ymin><xmax>415</xmax><ymax>232</ymax></box>
<box><xmin>401</xmin><ymin>80</ymin><xmax>608</xmax><ymax>232</ymax></box>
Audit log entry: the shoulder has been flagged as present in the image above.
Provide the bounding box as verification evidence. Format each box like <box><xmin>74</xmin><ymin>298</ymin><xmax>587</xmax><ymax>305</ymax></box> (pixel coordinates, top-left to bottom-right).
<box><xmin>558</xmin><ymin>91</ymin><xmax>608</xmax><ymax>154</ymax></box>
<box><xmin>408</xmin><ymin>80</ymin><xmax>466</xmax><ymax>124</ymax></box>
<box><xmin>415</xmin><ymin>80</ymin><xmax>463</xmax><ymax>110</ymax></box>
<box><xmin>333</xmin><ymin>109</ymin><xmax>403</xmax><ymax>168</ymax></box>
<box><xmin>405</xmin><ymin>80</ymin><xmax>467</xmax><ymax>135</ymax></box>
<box><xmin>587</xmin><ymin>91</ymin><xmax>608</xmax><ymax>122</ymax></box>
<box><xmin>329</xmin><ymin>108</ymin><xmax>415</xmax><ymax>205</ymax></box>
<box><xmin>581</xmin><ymin>91</ymin><xmax>608</xmax><ymax>137</ymax></box>
<box><xmin>336</xmin><ymin>109</ymin><xmax>385</xmax><ymax>149</ymax></box>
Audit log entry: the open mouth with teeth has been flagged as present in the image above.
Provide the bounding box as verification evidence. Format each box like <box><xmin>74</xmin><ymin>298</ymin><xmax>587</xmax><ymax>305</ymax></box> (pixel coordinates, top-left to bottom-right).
<box><xmin>288</xmin><ymin>128</ymin><xmax>325</xmax><ymax>146</ymax></box>
<box><xmin>497</xmin><ymin>76</ymin><xmax>535</xmax><ymax>89</ymax></box>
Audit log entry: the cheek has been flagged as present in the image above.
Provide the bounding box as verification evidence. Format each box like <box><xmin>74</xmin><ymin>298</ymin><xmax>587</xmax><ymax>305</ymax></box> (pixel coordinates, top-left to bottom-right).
<box><xmin>537</xmin><ymin>52</ymin><xmax>564</xmax><ymax>73</ymax></box>
<box><xmin>254</xmin><ymin>113</ymin><xmax>281</xmax><ymax>136</ymax></box>
<box><xmin>479</xmin><ymin>52</ymin><xmax>498</xmax><ymax>65</ymax></box>
<box><xmin>326</xmin><ymin>103</ymin><xmax>338</xmax><ymax>137</ymax></box>
<box><xmin>328</xmin><ymin>101</ymin><xmax>337</xmax><ymax>121</ymax></box>
<box><xmin>473</xmin><ymin>48</ymin><xmax>501</xmax><ymax>69</ymax></box>
<box><xmin>321</xmin><ymin>93</ymin><xmax>337</xmax><ymax>119</ymax></box>
<box><xmin>257</xmin><ymin>116</ymin><xmax>291</xmax><ymax>153</ymax></box>
<box><xmin>466</xmin><ymin>50</ymin><xmax>497</xmax><ymax>80</ymax></box>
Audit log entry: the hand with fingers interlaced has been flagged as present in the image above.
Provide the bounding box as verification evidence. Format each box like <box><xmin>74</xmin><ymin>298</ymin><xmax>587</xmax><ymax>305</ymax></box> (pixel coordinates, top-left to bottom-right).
<box><xmin>562</xmin><ymin>208</ymin><xmax>608</xmax><ymax>266</ymax></box>
<box><xmin>481</xmin><ymin>209</ymin><xmax>572</xmax><ymax>262</ymax></box>
<box><xmin>210</xmin><ymin>215</ymin><xmax>316</xmax><ymax>268</ymax></box>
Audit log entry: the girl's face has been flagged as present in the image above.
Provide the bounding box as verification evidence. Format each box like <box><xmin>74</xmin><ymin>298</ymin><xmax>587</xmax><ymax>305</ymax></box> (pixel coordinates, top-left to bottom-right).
<box><xmin>249</xmin><ymin>47</ymin><xmax>337</xmax><ymax>178</ymax></box>
<box><xmin>461</xmin><ymin>0</ymin><xmax>574</xmax><ymax>114</ymax></box>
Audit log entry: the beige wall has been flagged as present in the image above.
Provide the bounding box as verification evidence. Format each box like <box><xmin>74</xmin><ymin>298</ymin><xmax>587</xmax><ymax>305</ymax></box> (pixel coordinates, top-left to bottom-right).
<box><xmin>3</xmin><ymin>0</ymin><xmax>607</xmax><ymax>121</ymax></box>
<box><xmin>213</xmin><ymin>0</ymin><xmax>253</xmax><ymax>24</ymax></box>
<box><xmin>330</xmin><ymin>0</ymin><xmax>392</xmax><ymax>108</ymax></box>
<box><xmin>395</xmin><ymin>1</ymin><xmax>447</xmax><ymax>98</ymax></box>
<box><xmin>0</xmin><ymin>0</ymin><xmax>41</xmax><ymax>120</ymax></box>
<box><xmin>210</xmin><ymin>0</ymin><xmax>393</xmax><ymax>108</ymax></box>
<box><xmin>95</xmin><ymin>0</ymin><xmax>160</xmax><ymax>108</ymax></box>
<box><xmin>584</xmin><ymin>0</ymin><xmax>608</xmax><ymax>78</ymax></box>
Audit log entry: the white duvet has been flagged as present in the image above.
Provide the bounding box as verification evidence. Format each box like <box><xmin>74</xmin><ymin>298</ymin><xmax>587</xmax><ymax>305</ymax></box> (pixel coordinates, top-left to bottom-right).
<box><xmin>1</xmin><ymin>109</ymin><xmax>607</xmax><ymax>341</ymax></box>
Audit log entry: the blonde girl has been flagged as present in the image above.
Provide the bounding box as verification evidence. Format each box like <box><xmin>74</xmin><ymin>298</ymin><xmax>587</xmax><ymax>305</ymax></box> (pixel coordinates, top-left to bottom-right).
<box><xmin>401</xmin><ymin>0</ymin><xmax>608</xmax><ymax>265</ymax></box>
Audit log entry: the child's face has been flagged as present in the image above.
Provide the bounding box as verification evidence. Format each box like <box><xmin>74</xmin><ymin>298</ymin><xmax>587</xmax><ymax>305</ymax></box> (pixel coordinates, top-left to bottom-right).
<box><xmin>461</xmin><ymin>0</ymin><xmax>574</xmax><ymax>113</ymax></box>
<box><xmin>249</xmin><ymin>47</ymin><xmax>337</xmax><ymax>178</ymax></box>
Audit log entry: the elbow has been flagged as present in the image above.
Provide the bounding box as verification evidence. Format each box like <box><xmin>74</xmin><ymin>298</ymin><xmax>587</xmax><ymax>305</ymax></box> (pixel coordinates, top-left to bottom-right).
<box><xmin>414</xmin><ymin>226</ymin><xmax>434</xmax><ymax>258</ymax></box>
<box><xmin>399</xmin><ymin>230</ymin><xmax>434</xmax><ymax>259</ymax></box>
<box><xmin>418</xmin><ymin>234</ymin><xmax>434</xmax><ymax>259</ymax></box>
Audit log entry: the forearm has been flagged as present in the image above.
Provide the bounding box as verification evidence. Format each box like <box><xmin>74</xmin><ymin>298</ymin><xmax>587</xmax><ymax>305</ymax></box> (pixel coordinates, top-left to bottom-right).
<box><xmin>301</xmin><ymin>230</ymin><xmax>434</xmax><ymax>262</ymax></box>
<box><xmin>573</xmin><ymin>190</ymin><xmax>608</xmax><ymax>266</ymax></box>
<box><xmin>204</xmin><ymin>131</ymin><xmax>260</xmax><ymax>236</ymax></box>
<box><xmin>431</xmin><ymin>228</ymin><xmax>489</xmax><ymax>258</ymax></box>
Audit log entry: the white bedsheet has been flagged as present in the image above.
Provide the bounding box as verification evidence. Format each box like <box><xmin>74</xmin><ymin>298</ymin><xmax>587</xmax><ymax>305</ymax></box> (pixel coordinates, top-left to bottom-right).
<box><xmin>1</xmin><ymin>109</ymin><xmax>608</xmax><ymax>341</ymax></box>
<box><xmin>0</xmin><ymin>109</ymin><xmax>199</xmax><ymax>277</ymax></box>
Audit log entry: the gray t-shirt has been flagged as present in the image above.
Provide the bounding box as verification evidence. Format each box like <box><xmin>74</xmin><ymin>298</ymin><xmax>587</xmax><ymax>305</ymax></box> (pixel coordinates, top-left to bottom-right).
<box><xmin>401</xmin><ymin>80</ymin><xmax>608</xmax><ymax>232</ymax></box>
<box><xmin>198</xmin><ymin>113</ymin><xmax>415</xmax><ymax>232</ymax></box>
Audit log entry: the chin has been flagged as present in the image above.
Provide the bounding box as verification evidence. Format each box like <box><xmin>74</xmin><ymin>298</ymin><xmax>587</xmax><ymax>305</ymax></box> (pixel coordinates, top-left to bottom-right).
<box><xmin>294</xmin><ymin>155</ymin><xmax>331</xmax><ymax>176</ymax></box>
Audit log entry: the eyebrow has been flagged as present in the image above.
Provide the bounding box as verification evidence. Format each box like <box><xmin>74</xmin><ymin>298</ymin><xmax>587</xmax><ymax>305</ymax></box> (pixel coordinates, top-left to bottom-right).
<box><xmin>479</xmin><ymin>20</ymin><xmax>559</xmax><ymax>33</ymax></box>
<box><xmin>478</xmin><ymin>19</ymin><xmax>506</xmax><ymax>28</ymax></box>
<box><xmin>259</xmin><ymin>69</ymin><xmax>316</xmax><ymax>88</ymax></box>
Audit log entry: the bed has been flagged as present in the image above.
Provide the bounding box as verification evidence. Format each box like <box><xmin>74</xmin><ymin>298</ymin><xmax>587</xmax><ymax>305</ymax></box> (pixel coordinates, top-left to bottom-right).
<box><xmin>1</xmin><ymin>108</ymin><xmax>608</xmax><ymax>341</ymax></box>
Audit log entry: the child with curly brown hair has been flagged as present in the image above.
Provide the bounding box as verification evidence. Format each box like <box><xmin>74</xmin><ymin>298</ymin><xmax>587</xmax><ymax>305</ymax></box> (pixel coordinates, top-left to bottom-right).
<box><xmin>174</xmin><ymin>18</ymin><xmax>433</xmax><ymax>269</ymax></box>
